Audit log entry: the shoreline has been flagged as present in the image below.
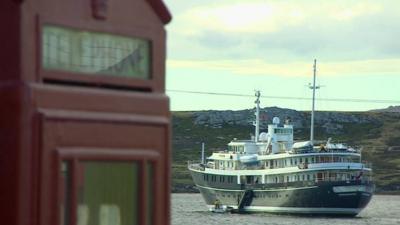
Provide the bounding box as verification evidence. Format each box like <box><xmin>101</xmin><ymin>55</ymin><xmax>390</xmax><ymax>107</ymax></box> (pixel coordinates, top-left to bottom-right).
<box><xmin>171</xmin><ymin>192</ymin><xmax>400</xmax><ymax>195</ymax></box>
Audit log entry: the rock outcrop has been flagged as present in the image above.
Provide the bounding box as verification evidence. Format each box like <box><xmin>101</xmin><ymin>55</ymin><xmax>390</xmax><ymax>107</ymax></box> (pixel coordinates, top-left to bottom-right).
<box><xmin>370</xmin><ymin>105</ymin><xmax>400</xmax><ymax>113</ymax></box>
<box><xmin>189</xmin><ymin>107</ymin><xmax>380</xmax><ymax>135</ymax></box>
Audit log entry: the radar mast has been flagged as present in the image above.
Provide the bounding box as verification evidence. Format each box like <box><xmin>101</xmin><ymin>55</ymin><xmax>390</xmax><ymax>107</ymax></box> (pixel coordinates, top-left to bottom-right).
<box><xmin>308</xmin><ymin>59</ymin><xmax>321</xmax><ymax>145</ymax></box>
<box><xmin>254</xmin><ymin>90</ymin><xmax>261</xmax><ymax>142</ymax></box>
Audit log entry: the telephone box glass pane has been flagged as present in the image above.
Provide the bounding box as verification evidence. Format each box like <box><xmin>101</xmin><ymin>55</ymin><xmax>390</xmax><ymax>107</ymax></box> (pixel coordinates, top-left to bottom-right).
<box><xmin>42</xmin><ymin>25</ymin><xmax>150</xmax><ymax>79</ymax></box>
<box><xmin>77</xmin><ymin>162</ymin><xmax>139</xmax><ymax>225</ymax></box>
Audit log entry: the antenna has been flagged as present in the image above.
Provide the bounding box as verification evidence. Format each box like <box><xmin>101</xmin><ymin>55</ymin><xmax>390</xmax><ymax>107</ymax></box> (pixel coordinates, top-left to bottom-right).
<box><xmin>201</xmin><ymin>142</ymin><xmax>205</xmax><ymax>164</ymax></box>
<box><xmin>308</xmin><ymin>59</ymin><xmax>321</xmax><ymax>145</ymax></box>
<box><xmin>254</xmin><ymin>90</ymin><xmax>261</xmax><ymax>142</ymax></box>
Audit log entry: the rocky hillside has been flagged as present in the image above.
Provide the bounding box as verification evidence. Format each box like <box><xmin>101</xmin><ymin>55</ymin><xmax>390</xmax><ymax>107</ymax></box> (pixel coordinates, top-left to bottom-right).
<box><xmin>192</xmin><ymin>107</ymin><xmax>380</xmax><ymax>135</ymax></box>
<box><xmin>171</xmin><ymin>108</ymin><xmax>400</xmax><ymax>194</ymax></box>
<box><xmin>371</xmin><ymin>105</ymin><xmax>400</xmax><ymax>113</ymax></box>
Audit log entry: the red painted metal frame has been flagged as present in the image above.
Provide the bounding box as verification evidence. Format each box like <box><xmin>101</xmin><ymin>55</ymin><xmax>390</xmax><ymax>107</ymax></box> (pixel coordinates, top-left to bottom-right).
<box><xmin>37</xmin><ymin>106</ymin><xmax>170</xmax><ymax>225</ymax></box>
<box><xmin>32</xmin><ymin>0</ymin><xmax>169</xmax><ymax>93</ymax></box>
<box><xmin>0</xmin><ymin>1</ymin><xmax>172</xmax><ymax>225</ymax></box>
<box><xmin>146</xmin><ymin>0</ymin><xmax>172</xmax><ymax>24</ymax></box>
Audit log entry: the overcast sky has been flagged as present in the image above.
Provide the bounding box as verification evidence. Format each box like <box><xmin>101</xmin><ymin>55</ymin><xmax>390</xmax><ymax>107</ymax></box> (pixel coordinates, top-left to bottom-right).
<box><xmin>164</xmin><ymin>0</ymin><xmax>400</xmax><ymax>111</ymax></box>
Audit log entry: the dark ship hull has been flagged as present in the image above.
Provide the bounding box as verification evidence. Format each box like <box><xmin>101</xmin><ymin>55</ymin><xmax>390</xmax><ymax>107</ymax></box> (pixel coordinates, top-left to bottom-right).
<box><xmin>190</xmin><ymin>170</ymin><xmax>373</xmax><ymax>216</ymax></box>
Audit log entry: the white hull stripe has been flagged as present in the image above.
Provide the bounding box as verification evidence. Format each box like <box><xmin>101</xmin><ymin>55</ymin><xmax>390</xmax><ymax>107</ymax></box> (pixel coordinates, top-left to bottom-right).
<box><xmin>196</xmin><ymin>184</ymin><xmax>318</xmax><ymax>192</ymax></box>
<box><xmin>206</xmin><ymin>205</ymin><xmax>361</xmax><ymax>214</ymax></box>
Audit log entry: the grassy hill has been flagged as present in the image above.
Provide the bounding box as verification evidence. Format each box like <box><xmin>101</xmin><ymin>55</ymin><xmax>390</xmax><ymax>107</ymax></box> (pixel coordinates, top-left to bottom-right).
<box><xmin>171</xmin><ymin>109</ymin><xmax>400</xmax><ymax>194</ymax></box>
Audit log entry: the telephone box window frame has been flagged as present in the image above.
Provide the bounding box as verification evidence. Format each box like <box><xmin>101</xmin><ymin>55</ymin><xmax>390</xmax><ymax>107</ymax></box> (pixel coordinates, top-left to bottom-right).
<box><xmin>56</xmin><ymin>147</ymin><xmax>159</xmax><ymax>225</ymax></box>
<box><xmin>36</xmin><ymin>17</ymin><xmax>160</xmax><ymax>92</ymax></box>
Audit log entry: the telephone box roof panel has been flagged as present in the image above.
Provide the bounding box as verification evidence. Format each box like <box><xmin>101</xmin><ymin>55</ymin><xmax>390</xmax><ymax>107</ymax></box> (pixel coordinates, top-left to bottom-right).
<box><xmin>146</xmin><ymin>0</ymin><xmax>172</xmax><ymax>24</ymax></box>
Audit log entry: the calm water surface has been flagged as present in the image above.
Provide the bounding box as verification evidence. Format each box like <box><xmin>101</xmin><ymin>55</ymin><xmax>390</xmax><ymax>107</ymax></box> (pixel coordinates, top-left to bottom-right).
<box><xmin>171</xmin><ymin>194</ymin><xmax>400</xmax><ymax>225</ymax></box>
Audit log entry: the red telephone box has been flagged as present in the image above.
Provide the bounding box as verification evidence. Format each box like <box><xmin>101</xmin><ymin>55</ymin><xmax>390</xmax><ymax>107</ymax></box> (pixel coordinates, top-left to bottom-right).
<box><xmin>0</xmin><ymin>1</ymin><xmax>171</xmax><ymax>225</ymax></box>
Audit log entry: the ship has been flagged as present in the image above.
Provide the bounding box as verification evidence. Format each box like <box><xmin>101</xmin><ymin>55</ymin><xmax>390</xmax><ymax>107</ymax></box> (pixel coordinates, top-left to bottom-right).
<box><xmin>188</xmin><ymin>61</ymin><xmax>374</xmax><ymax>216</ymax></box>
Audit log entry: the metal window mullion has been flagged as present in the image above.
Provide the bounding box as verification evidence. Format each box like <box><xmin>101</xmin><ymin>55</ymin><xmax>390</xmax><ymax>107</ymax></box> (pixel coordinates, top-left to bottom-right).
<box><xmin>69</xmin><ymin>159</ymin><xmax>79</xmax><ymax>225</ymax></box>
<box><xmin>139</xmin><ymin>160</ymin><xmax>147</xmax><ymax>225</ymax></box>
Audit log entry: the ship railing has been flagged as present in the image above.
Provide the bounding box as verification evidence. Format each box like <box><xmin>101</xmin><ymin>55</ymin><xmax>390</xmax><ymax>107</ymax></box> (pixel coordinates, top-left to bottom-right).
<box><xmin>240</xmin><ymin>179</ymin><xmax>373</xmax><ymax>190</ymax></box>
<box><xmin>187</xmin><ymin>161</ymin><xmax>206</xmax><ymax>171</ymax></box>
<box><xmin>306</xmin><ymin>161</ymin><xmax>372</xmax><ymax>168</ymax></box>
<box><xmin>291</xmin><ymin>145</ymin><xmax>363</xmax><ymax>154</ymax></box>
<box><xmin>315</xmin><ymin>177</ymin><xmax>373</xmax><ymax>184</ymax></box>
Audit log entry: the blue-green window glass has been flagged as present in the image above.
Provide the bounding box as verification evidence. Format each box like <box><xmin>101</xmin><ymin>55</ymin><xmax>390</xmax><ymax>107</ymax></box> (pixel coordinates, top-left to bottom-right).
<box><xmin>77</xmin><ymin>162</ymin><xmax>139</xmax><ymax>225</ymax></box>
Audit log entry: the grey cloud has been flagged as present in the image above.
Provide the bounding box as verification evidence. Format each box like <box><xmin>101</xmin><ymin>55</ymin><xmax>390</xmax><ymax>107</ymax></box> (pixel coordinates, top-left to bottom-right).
<box><xmin>184</xmin><ymin>8</ymin><xmax>400</xmax><ymax>62</ymax></box>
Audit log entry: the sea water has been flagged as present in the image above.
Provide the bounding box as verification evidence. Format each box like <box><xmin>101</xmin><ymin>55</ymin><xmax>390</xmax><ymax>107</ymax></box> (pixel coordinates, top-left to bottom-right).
<box><xmin>171</xmin><ymin>194</ymin><xmax>400</xmax><ymax>225</ymax></box>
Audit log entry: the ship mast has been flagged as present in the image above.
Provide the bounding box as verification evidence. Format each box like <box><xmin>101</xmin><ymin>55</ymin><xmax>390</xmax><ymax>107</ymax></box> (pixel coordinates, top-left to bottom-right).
<box><xmin>254</xmin><ymin>90</ymin><xmax>261</xmax><ymax>142</ymax></box>
<box><xmin>309</xmin><ymin>59</ymin><xmax>320</xmax><ymax>145</ymax></box>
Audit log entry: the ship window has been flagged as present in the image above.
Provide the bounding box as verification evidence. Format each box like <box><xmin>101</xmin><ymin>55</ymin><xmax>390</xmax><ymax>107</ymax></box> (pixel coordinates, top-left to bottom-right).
<box><xmin>290</xmin><ymin>159</ymin><xmax>293</xmax><ymax>165</ymax></box>
<box><xmin>300</xmin><ymin>158</ymin><xmax>303</xmax><ymax>163</ymax></box>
